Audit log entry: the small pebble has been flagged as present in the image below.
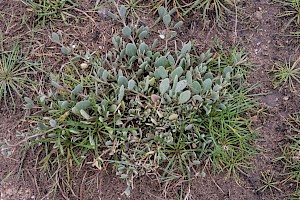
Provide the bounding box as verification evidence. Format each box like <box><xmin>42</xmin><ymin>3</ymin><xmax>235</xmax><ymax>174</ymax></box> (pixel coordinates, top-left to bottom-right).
<box><xmin>159</xmin><ymin>34</ymin><xmax>165</xmax><ymax>39</ymax></box>
<box><xmin>80</xmin><ymin>63</ymin><xmax>88</xmax><ymax>70</ymax></box>
<box><xmin>6</xmin><ymin>188</ymin><xmax>13</xmax><ymax>196</ymax></box>
<box><xmin>254</xmin><ymin>11</ymin><xmax>263</xmax><ymax>20</ymax></box>
<box><xmin>283</xmin><ymin>96</ymin><xmax>289</xmax><ymax>101</ymax></box>
<box><xmin>98</xmin><ymin>8</ymin><xmax>109</xmax><ymax>20</ymax></box>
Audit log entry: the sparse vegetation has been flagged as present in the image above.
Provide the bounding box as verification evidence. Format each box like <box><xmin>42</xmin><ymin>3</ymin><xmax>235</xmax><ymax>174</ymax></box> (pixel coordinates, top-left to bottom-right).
<box><xmin>257</xmin><ymin>170</ymin><xmax>282</xmax><ymax>195</ymax></box>
<box><xmin>21</xmin><ymin>0</ymin><xmax>78</xmax><ymax>26</ymax></box>
<box><xmin>148</xmin><ymin>0</ymin><xmax>235</xmax><ymax>25</ymax></box>
<box><xmin>0</xmin><ymin>43</ymin><xmax>37</xmax><ymax>111</ymax></box>
<box><xmin>21</xmin><ymin>5</ymin><xmax>256</xmax><ymax>197</ymax></box>
<box><xmin>1</xmin><ymin>0</ymin><xmax>300</xmax><ymax>199</ymax></box>
<box><xmin>276</xmin><ymin>0</ymin><xmax>300</xmax><ymax>30</ymax></box>
<box><xmin>276</xmin><ymin>113</ymin><xmax>300</xmax><ymax>197</ymax></box>
<box><xmin>270</xmin><ymin>56</ymin><xmax>300</xmax><ymax>93</ymax></box>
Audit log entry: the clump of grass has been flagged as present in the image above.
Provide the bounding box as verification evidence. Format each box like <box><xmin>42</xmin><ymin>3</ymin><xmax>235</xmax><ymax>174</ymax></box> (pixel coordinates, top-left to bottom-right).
<box><xmin>270</xmin><ymin>56</ymin><xmax>300</xmax><ymax>93</ymax></box>
<box><xmin>120</xmin><ymin>0</ymin><xmax>149</xmax><ymax>18</ymax></box>
<box><xmin>149</xmin><ymin>0</ymin><xmax>235</xmax><ymax>25</ymax></box>
<box><xmin>0</xmin><ymin>43</ymin><xmax>37</xmax><ymax>111</ymax></box>
<box><xmin>276</xmin><ymin>0</ymin><xmax>300</xmax><ymax>31</ymax></box>
<box><xmin>21</xmin><ymin>0</ymin><xmax>78</xmax><ymax>26</ymax></box>
<box><xmin>257</xmin><ymin>170</ymin><xmax>282</xmax><ymax>195</ymax></box>
<box><xmin>276</xmin><ymin>113</ymin><xmax>300</xmax><ymax>197</ymax></box>
<box><xmin>22</xmin><ymin>5</ymin><xmax>256</xmax><ymax>198</ymax></box>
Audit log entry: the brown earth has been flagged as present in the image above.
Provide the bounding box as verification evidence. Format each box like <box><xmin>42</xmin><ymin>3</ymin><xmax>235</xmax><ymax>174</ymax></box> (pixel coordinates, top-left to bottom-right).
<box><xmin>1</xmin><ymin>0</ymin><xmax>300</xmax><ymax>199</ymax></box>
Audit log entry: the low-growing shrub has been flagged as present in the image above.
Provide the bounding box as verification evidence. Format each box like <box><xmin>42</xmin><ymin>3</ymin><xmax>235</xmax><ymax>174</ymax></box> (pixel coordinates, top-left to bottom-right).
<box><xmin>24</xmin><ymin>5</ymin><xmax>256</xmax><ymax>196</ymax></box>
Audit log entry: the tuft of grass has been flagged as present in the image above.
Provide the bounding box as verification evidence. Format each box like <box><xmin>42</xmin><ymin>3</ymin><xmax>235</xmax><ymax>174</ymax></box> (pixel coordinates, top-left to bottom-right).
<box><xmin>257</xmin><ymin>170</ymin><xmax>282</xmax><ymax>195</ymax></box>
<box><xmin>276</xmin><ymin>0</ymin><xmax>300</xmax><ymax>31</ymax></box>
<box><xmin>270</xmin><ymin>56</ymin><xmax>300</xmax><ymax>93</ymax></box>
<box><xmin>207</xmin><ymin>84</ymin><xmax>257</xmax><ymax>182</ymax></box>
<box><xmin>276</xmin><ymin>113</ymin><xmax>300</xmax><ymax>198</ymax></box>
<box><xmin>21</xmin><ymin>0</ymin><xmax>78</xmax><ymax>26</ymax></box>
<box><xmin>149</xmin><ymin>0</ymin><xmax>235</xmax><ymax>24</ymax></box>
<box><xmin>0</xmin><ymin>43</ymin><xmax>37</xmax><ymax>111</ymax></box>
<box><xmin>183</xmin><ymin>0</ymin><xmax>235</xmax><ymax>23</ymax></box>
<box><xmin>120</xmin><ymin>0</ymin><xmax>149</xmax><ymax>18</ymax></box>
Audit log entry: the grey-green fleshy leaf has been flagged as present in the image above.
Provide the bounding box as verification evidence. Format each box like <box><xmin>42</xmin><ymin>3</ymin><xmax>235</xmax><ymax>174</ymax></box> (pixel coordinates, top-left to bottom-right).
<box><xmin>49</xmin><ymin>119</ymin><xmax>57</xmax><ymax>127</ymax></box>
<box><xmin>139</xmin><ymin>61</ymin><xmax>148</xmax><ymax>69</ymax></box>
<box><xmin>118</xmin><ymin>76</ymin><xmax>128</xmax><ymax>87</ymax></box>
<box><xmin>199</xmin><ymin>64</ymin><xmax>207</xmax><ymax>74</ymax></box>
<box><xmin>122</xmin><ymin>26</ymin><xmax>131</xmax><ymax>38</ymax></box>
<box><xmin>165</xmin><ymin>93</ymin><xmax>171</xmax><ymax>102</ymax></box>
<box><xmin>61</xmin><ymin>46</ymin><xmax>71</xmax><ymax>55</ymax></box>
<box><xmin>180</xmin><ymin>41</ymin><xmax>192</xmax><ymax>56</ymax></box>
<box><xmin>154</xmin><ymin>66</ymin><xmax>168</xmax><ymax>79</ymax></box>
<box><xmin>159</xmin><ymin>78</ymin><xmax>170</xmax><ymax>95</ymax></box>
<box><xmin>170</xmin><ymin>67</ymin><xmax>183</xmax><ymax>80</ymax></box>
<box><xmin>169</xmin><ymin>7</ymin><xmax>177</xmax><ymax>15</ymax></box>
<box><xmin>125</xmin><ymin>43</ymin><xmax>137</xmax><ymax>57</ymax></box>
<box><xmin>40</xmin><ymin>95</ymin><xmax>46</xmax><ymax>103</ymax></box>
<box><xmin>59</xmin><ymin>101</ymin><xmax>69</xmax><ymax>109</ymax></box>
<box><xmin>158</xmin><ymin>7</ymin><xmax>166</xmax><ymax>17</ymax></box>
<box><xmin>213</xmin><ymin>84</ymin><xmax>222</xmax><ymax>91</ymax></box>
<box><xmin>24</xmin><ymin>97</ymin><xmax>34</xmax><ymax>105</ymax></box>
<box><xmin>24</xmin><ymin>104</ymin><xmax>33</xmax><ymax>109</ymax></box>
<box><xmin>51</xmin><ymin>32</ymin><xmax>60</xmax><ymax>43</ymax></box>
<box><xmin>223</xmin><ymin>66</ymin><xmax>233</xmax><ymax>75</ymax></box>
<box><xmin>204</xmin><ymin>105</ymin><xmax>212</xmax><ymax>115</ymax></box>
<box><xmin>191</xmin><ymin>81</ymin><xmax>201</xmax><ymax>94</ymax></box>
<box><xmin>219</xmin><ymin>103</ymin><xmax>226</xmax><ymax>110</ymax></box>
<box><xmin>107</xmin><ymin>11</ymin><xmax>119</xmax><ymax>20</ymax></box>
<box><xmin>185</xmin><ymin>124</ymin><xmax>193</xmax><ymax>131</ymax></box>
<box><xmin>173</xmin><ymin>21</ymin><xmax>183</xmax><ymax>29</ymax></box>
<box><xmin>128</xmin><ymin>79</ymin><xmax>136</xmax><ymax>90</ymax></box>
<box><xmin>139</xmin><ymin>30</ymin><xmax>148</xmax><ymax>40</ymax></box>
<box><xmin>167</xmin><ymin>55</ymin><xmax>175</xmax><ymax>66</ymax></box>
<box><xmin>143</xmin><ymin>76</ymin><xmax>150</xmax><ymax>92</ymax></box>
<box><xmin>192</xmin><ymin>160</ymin><xmax>201</xmax><ymax>165</ymax></box>
<box><xmin>123</xmin><ymin>186</ymin><xmax>131</xmax><ymax>197</ymax></box>
<box><xmin>51</xmin><ymin>81</ymin><xmax>62</xmax><ymax>89</ymax></box>
<box><xmin>179</xmin><ymin>58</ymin><xmax>186</xmax><ymax>68</ymax></box>
<box><xmin>204</xmin><ymin>72</ymin><xmax>213</xmax><ymax>80</ymax></box>
<box><xmin>186</xmin><ymin>71</ymin><xmax>192</xmax><ymax>85</ymax></box>
<box><xmin>72</xmin><ymin>83</ymin><xmax>83</xmax><ymax>95</ymax></box>
<box><xmin>120</xmin><ymin>5</ymin><xmax>127</xmax><ymax>17</ymax></box>
<box><xmin>75</xmin><ymin>100</ymin><xmax>91</xmax><ymax>110</ymax></box>
<box><xmin>89</xmin><ymin>134</ymin><xmax>95</xmax><ymax>146</ymax></box>
<box><xmin>203</xmin><ymin>78</ymin><xmax>212</xmax><ymax>92</ymax></box>
<box><xmin>155</xmin><ymin>56</ymin><xmax>169</xmax><ymax>68</ymax></box>
<box><xmin>38</xmin><ymin>122</ymin><xmax>48</xmax><ymax>130</ymax></box>
<box><xmin>168</xmin><ymin>31</ymin><xmax>177</xmax><ymax>39</ymax></box>
<box><xmin>102</xmin><ymin>70</ymin><xmax>109</xmax><ymax>81</ymax></box>
<box><xmin>163</xmin><ymin>14</ymin><xmax>171</xmax><ymax>27</ymax></box>
<box><xmin>212</xmin><ymin>91</ymin><xmax>219</xmax><ymax>101</ymax></box>
<box><xmin>118</xmin><ymin>85</ymin><xmax>125</xmax><ymax>103</ymax></box>
<box><xmin>178</xmin><ymin>90</ymin><xmax>191</xmax><ymax>104</ymax></box>
<box><xmin>172</xmin><ymin>75</ymin><xmax>178</xmax><ymax>92</ymax></box>
<box><xmin>192</xmin><ymin>95</ymin><xmax>203</xmax><ymax>102</ymax></box>
<box><xmin>118</xmin><ymin>70</ymin><xmax>123</xmax><ymax>77</ymax></box>
<box><xmin>109</xmin><ymin>104</ymin><xmax>117</xmax><ymax>112</ymax></box>
<box><xmin>139</xmin><ymin>43</ymin><xmax>149</xmax><ymax>53</ymax></box>
<box><xmin>175</xmin><ymin>80</ymin><xmax>187</xmax><ymax>93</ymax></box>
<box><xmin>112</xmin><ymin>35</ymin><xmax>121</xmax><ymax>48</ymax></box>
<box><xmin>152</xmin><ymin>39</ymin><xmax>158</xmax><ymax>49</ymax></box>
<box><xmin>80</xmin><ymin>109</ymin><xmax>90</xmax><ymax>120</ymax></box>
